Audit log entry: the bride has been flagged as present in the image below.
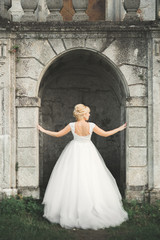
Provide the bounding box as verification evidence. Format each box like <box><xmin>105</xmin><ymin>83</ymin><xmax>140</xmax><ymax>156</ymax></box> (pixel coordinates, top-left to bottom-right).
<box><xmin>37</xmin><ymin>104</ymin><xmax>128</xmax><ymax>230</ymax></box>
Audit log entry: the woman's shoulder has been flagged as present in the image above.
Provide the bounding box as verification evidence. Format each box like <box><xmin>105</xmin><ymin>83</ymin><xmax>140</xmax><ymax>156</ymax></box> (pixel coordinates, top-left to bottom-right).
<box><xmin>89</xmin><ymin>122</ymin><xmax>96</xmax><ymax>132</ymax></box>
<box><xmin>89</xmin><ymin>122</ymin><xmax>96</xmax><ymax>126</ymax></box>
<box><xmin>69</xmin><ymin>122</ymin><xmax>75</xmax><ymax>125</ymax></box>
<box><xmin>69</xmin><ymin>122</ymin><xmax>76</xmax><ymax>129</ymax></box>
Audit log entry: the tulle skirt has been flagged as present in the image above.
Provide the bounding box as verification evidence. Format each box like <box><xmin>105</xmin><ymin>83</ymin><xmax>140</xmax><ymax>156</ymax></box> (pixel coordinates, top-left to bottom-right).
<box><xmin>42</xmin><ymin>139</ymin><xmax>128</xmax><ymax>230</ymax></box>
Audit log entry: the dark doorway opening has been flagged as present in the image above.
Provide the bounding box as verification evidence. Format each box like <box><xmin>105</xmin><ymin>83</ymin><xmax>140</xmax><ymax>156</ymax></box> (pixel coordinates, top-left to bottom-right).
<box><xmin>39</xmin><ymin>49</ymin><xmax>127</xmax><ymax>198</ymax></box>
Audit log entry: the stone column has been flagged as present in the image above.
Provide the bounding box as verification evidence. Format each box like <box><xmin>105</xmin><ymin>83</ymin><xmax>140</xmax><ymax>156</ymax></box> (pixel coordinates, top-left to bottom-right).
<box><xmin>16</xmin><ymin>97</ymin><xmax>41</xmax><ymax>198</ymax></box>
<box><xmin>46</xmin><ymin>0</ymin><xmax>63</xmax><ymax>21</ymax></box>
<box><xmin>72</xmin><ymin>0</ymin><xmax>89</xmax><ymax>21</ymax></box>
<box><xmin>105</xmin><ymin>0</ymin><xmax>125</xmax><ymax>21</ymax></box>
<box><xmin>21</xmin><ymin>0</ymin><xmax>39</xmax><ymax>22</ymax></box>
<box><xmin>0</xmin><ymin>0</ymin><xmax>4</xmax><ymax>17</ymax></box>
<box><xmin>0</xmin><ymin>0</ymin><xmax>12</xmax><ymax>20</ymax></box>
<box><xmin>123</xmin><ymin>0</ymin><xmax>141</xmax><ymax>21</ymax></box>
<box><xmin>37</xmin><ymin>0</ymin><xmax>49</xmax><ymax>22</ymax></box>
<box><xmin>0</xmin><ymin>38</ymin><xmax>17</xmax><ymax>199</ymax></box>
<box><xmin>8</xmin><ymin>0</ymin><xmax>23</xmax><ymax>22</ymax></box>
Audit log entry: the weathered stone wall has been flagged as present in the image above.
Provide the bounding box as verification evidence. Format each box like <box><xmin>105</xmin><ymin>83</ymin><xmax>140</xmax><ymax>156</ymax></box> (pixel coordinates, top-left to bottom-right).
<box><xmin>8</xmin><ymin>21</ymin><xmax>150</xmax><ymax>201</ymax></box>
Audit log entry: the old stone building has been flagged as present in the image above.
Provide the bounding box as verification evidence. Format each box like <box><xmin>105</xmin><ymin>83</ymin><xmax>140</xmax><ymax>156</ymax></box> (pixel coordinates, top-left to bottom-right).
<box><xmin>0</xmin><ymin>0</ymin><xmax>160</xmax><ymax>202</ymax></box>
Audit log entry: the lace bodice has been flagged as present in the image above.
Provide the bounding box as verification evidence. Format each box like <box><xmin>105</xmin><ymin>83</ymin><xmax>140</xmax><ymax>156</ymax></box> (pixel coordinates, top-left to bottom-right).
<box><xmin>69</xmin><ymin>122</ymin><xmax>95</xmax><ymax>142</ymax></box>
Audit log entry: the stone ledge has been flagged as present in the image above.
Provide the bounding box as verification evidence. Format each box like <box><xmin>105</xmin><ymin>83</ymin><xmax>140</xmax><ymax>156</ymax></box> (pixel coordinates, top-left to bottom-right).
<box><xmin>0</xmin><ymin>18</ymin><xmax>160</xmax><ymax>35</ymax></box>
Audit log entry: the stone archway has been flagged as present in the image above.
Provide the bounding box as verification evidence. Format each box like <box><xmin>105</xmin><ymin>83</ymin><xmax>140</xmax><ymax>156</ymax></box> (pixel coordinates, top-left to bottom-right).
<box><xmin>38</xmin><ymin>48</ymin><xmax>129</xmax><ymax>197</ymax></box>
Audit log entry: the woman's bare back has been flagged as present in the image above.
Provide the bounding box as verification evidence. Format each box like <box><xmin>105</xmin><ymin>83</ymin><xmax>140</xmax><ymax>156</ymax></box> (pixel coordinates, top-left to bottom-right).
<box><xmin>74</xmin><ymin>121</ymin><xmax>90</xmax><ymax>136</ymax></box>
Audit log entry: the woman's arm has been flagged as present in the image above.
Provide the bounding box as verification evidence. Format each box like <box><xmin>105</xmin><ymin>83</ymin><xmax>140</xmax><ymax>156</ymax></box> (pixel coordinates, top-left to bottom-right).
<box><xmin>93</xmin><ymin>123</ymin><xmax>127</xmax><ymax>137</ymax></box>
<box><xmin>37</xmin><ymin>124</ymin><xmax>71</xmax><ymax>137</ymax></box>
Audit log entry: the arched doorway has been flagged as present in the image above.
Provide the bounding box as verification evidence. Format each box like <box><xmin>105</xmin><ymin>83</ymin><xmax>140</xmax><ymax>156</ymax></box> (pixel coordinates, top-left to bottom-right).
<box><xmin>38</xmin><ymin>49</ymin><xmax>129</xmax><ymax>197</ymax></box>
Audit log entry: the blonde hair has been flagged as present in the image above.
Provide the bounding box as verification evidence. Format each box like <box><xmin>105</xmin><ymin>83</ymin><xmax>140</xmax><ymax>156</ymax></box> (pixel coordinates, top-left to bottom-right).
<box><xmin>73</xmin><ymin>104</ymin><xmax>90</xmax><ymax>120</ymax></box>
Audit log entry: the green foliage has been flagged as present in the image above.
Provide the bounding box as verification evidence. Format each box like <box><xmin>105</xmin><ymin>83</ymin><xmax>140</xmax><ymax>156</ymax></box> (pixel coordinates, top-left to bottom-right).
<box><xmin>123</xmin><ymin>199</ymin><xmax>160</xmax><ymax>223</ymax></box>
<box><xmin>0</xmin><ymin>197</ymin><xmax>160</xmax><ymax>240</ymax></box>
<box><xmin>0</xmin><ymin>214</ymin><xmax>74</xmax><ymax>240</ymax></box>
<box><xmin>0</xmin><ymin>195</ymin><xmax>43</xmax><ymax>217</ymax></box>
<box><xmin>22</xmin><ymin>196</ymin><xmax>43</xmax><ymax>217</ymax></box>
<box><xmin>0</xmin><ymin>196</ymin><xmax>26</xmax><ymax>215</ymax></box>
<box><xmin>9</xmin><ymin>45</ymin><xmax>19</xmax><ymax>53</ymax></box>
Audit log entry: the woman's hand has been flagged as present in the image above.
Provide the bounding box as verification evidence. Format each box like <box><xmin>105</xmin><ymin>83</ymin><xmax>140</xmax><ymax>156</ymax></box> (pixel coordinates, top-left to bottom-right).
<box><xmin>37</xmin><ymin>124</ymin><xmax>46</xmax><ymax>133</ymax></box>
<box><xmin>119</xmin><ymin>123</ymin><xmax>127</xmax><ymax>131</ymax></box>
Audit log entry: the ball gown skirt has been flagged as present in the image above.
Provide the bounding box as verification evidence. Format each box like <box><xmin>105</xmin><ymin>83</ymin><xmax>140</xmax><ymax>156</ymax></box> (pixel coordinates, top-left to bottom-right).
<box><xmin>42</xmin><ymin>122</ymin><xmax>128</xmax><ymax>230</ymax></box>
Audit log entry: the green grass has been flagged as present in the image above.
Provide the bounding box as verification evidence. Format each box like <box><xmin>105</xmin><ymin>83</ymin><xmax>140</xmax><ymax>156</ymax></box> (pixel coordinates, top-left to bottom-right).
<box><xmin>0</xmin><ymin>196</ymin><xmax>160</xmax><ymax>240</ymax></box>
<box><xmin>107</xmin><ymin>199</ymin><xmax>160</xmax><ymax>240</ymax></box>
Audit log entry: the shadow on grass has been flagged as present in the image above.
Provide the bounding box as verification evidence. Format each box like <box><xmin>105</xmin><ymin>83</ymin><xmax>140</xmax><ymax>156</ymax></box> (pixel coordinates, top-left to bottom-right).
<box><xmin>0</xmin><ymin>196</ymin><xmax>160</xmax><ymax>240</ymax></box>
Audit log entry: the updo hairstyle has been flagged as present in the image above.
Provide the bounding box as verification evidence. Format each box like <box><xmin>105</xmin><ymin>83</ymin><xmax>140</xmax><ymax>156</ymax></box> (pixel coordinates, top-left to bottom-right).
<box><xmin>73</xmin><ymin>104</ymin><xmax>90</xmax><ymax>120</ymax></box>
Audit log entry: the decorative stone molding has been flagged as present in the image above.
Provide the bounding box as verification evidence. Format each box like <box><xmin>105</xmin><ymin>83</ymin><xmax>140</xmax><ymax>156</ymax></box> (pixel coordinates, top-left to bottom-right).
<box><xmin>46</xmin><ymin>0</ymin><xmax>63</xmax><ymax>22</ymax></box>
<box><xmin>72</xmin><ymin>0</ymin><xmax>89</xmax><ymax>21</ymax></box>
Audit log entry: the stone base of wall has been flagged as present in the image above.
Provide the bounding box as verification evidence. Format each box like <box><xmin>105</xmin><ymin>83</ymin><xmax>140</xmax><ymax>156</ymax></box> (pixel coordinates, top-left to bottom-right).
<box><xmin>0</xmin><ymin>187</ymin><xmax>39</xmax><ymax>200</ymax></box>
<box><xmin>18</xmin><ymin>187</ymin><xmax>40</xmax><ymax>199</ymax></box>
<box><xmin>0</xmin><ymin>188</ymin><xmax>18</xmax><ymax>200</ymax></box>
<box><xmin>125</xmin><ymin>190</ymin><xmax>146</xmax><ymax>202</ymax></box>
<box><xmin>148</xmin><ymin>189</ymin><xmax>160</xmax><ymax>203</ymax></box>
<box><xmin>126</xmin><ymin>188</ymin><xmax>160</xmax><ymax>203</ymax></box>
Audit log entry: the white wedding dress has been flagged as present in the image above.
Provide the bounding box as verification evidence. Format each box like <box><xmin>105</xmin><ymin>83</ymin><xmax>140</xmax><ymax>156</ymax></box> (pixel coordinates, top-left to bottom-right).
<box><xmin>42</xmin><ymin>122</ymin><xmax>128</xmax><ymax>230</ymax></box>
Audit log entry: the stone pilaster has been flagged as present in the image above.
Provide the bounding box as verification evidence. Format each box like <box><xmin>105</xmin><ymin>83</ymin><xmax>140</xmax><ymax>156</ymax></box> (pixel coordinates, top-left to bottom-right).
<box><xmin>0</xmin><ymin>37</ymin><xmax>17</xmax><ymax>199</ymax></box>
<box><xmin>149</xmin><ymin>37</ymin><xmax>160</xmax><ymax>202</ymax></box>
<box><xmin>16</xmin><ymin>97</ymin><xmax>41</xmax><ymax>198</ymax></box>
<box><xmin>105</xmin><ymin>0</ymin><xmax>125</xmax><ymax>21</ymax></box>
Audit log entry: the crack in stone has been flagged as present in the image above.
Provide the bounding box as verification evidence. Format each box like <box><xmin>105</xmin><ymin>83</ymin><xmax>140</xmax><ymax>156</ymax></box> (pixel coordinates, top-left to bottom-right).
<box><xmin>47</xmin><ymin>39</ymin><xmax>58</xmax><ymax>55</ymax></box>
<box><xmin>18</xmin><ymin>57</ymin><xmax>45</xmax><ymax>66</ymax></box>
<box><xmin>101</xmin><ymin>38</ymin><xmax>116</xmax><ymax>53</ymax></box>
<box><xmin>16</xmin><ymin>77</ymin><xmax>38</xmax><ymax>81</ymax></box>
<box><xmin>62</xmin><ymin>38</ymin><xmax>67</xmax><ymax>50</ymax></box>
<box><xmin>118</xmin><ymin>63</ymin><xmax>147</xmax><ymax>68</ymax></box>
